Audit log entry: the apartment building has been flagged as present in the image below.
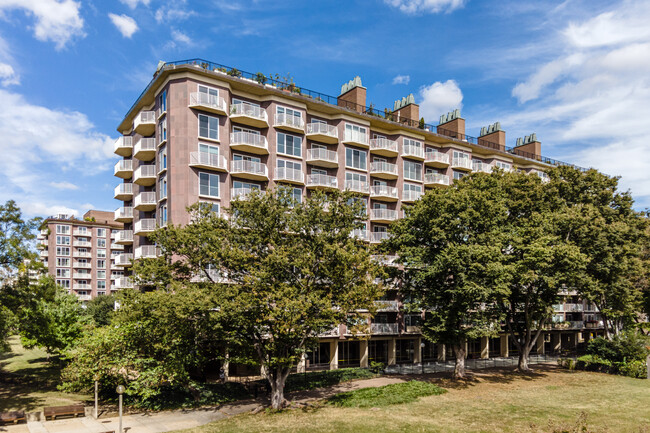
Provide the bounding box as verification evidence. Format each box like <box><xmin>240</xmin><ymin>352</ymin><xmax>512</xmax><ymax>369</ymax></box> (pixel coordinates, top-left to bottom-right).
<box><xmin>37</xmin><ymin>210</ymin><xmax>126</xmax><ymax>300</ymax></box>
<box><xmin>113</xmin><ymin>59</ymin><xmax>602</xmax><ymax>371</ymax></box>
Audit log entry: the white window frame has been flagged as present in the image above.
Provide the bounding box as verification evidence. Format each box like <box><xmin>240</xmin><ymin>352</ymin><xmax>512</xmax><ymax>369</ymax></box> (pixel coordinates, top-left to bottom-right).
<box><xmin>277</xmin><ymin>132</ymin><xmax>302</xmax><ymax>158</ymax></box>
<box><xmin>198</xmin><ymin>113</ymin><xmax>219</xmax><ymax>142</ymax></box>
<box><xmin>199</xmin><ymin>171</ymin><xmax>220</xmax><ymax>198</ymax></box>
<box><xmin>345</xmin><ymin>147</ymin><xmax>367</xmax><ymax>171</ymax></box>
<box><xmin>403</xmin><ymin>160</ymin><xmax>423</xmax><ymax>182</ymax></box>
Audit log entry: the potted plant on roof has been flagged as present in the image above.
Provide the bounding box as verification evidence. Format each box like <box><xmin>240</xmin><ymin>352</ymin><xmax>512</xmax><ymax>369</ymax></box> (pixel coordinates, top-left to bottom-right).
<box><xmin>254</xmin><ymin>72</ymin><xmax>267</xmax><ymax>85</ymax></box>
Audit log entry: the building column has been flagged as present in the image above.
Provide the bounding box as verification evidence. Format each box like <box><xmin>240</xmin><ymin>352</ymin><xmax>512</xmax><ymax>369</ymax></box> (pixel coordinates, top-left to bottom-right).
<box><xmin>536</xmin><ymin>333</ymin><xmax>545</xmax><ymax>355</ymax></box>
<box><xmin>360</xmin><ymin>340</ymin><xmax>369</xmax><ymax>368</ymax></box>
<box><xmin>297</xmin><ymin>352</ymin><xmax>306</xmax><ymax>373</ymax></box>
<box><xmin>464</xmin><ymin>341</ymin><xmax>469</xmax><ymax>359</ymax></box>
<box><xmin>329</xmin><ymin>340</ymin><xmax>339</xmax><ymax>370</ymax></box>
<box><xmin>500</xmin><ymin>335</ymin><xmax>509</xmax><ymax>357</ymax></box>
<box><xmin>414</xmin><ymin>338</ymin><xmax>422</xmax><ymax>364</ymax></box>
<box><xmin>551</xmin><ymin>333</ymin><xmax>561</xmax><ymax>353</ymax></box>
<box><xmin>388</xmin><ymin>338</ymin><xmax>396</xmax><ymax>366</ymax></box>
<box><xmin>480</xmin><ymin>336</ymin><xmax>489</xmax><ymax>359</ymax></box>
<box><xmin>437</xmin><ymin>344</ymin><xmax>446</xmax><ymax>362</ymax></box>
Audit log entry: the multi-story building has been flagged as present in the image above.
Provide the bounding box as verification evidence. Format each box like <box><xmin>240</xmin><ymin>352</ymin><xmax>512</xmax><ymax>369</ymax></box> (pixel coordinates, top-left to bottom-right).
<box><xmin>37</xmin><ymin>210</ymin><xmax>126</xmax><ymax>301</ymax></box>
<box><xmin>113</xmin><ymin>59</ymin><xmax>602</xmax><ymax>371</ymax></box>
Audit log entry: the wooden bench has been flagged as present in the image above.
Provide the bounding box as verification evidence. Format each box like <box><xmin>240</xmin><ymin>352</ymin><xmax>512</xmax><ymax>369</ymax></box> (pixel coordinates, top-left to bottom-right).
<box><xmin>0</xmin><ymin>411</ymin><xmax>26</xmax><ymax>425</ymax></box>
<box><xmin>43</xmin><ymin>404</ymin><xmax>85</xmax><ymax>420</ymax></box>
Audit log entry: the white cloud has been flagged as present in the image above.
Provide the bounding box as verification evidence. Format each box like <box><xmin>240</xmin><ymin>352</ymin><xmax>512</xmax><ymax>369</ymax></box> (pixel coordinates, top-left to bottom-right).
<box><xmin>164</xmin><ymin>29</ymin><xmax>193</xmax><ymax>50</ymax></box>
<box><xmin>384</xmin><ymin>0</ymin><xmax>465</xmax><ymax>14</ymax></box>
<box><xmin>0</xmin><ymin>0</ymin><xmax>84</xmax><ymax>49</ymax></box>
<box><xmin>392</xmin><ymin>74</ymin><xmax>410</xmax><ymax>85</ymax></box>
<box><xmin>119</xmin><ymin>0</ymin><xmax>150</xmax><ymax>9</ymax></box>
<box><xmin>0</xmin><ymin>62</ymin><xmax>18</xmax><ymax>86</ymax></box>
<box><xmin>154</xmin><ymin>1</ymin><xmax>195</xmax><ymax>23</ymax></box>
<box><xmin>49</xmin><ymin>181</ymin><xmax>79</xmax><ymax>190</ymax></box>
<box><xmin>418</xmin><ymin>80</ymin><xmax>463</xmax><ymax>120</ymax></box>
<box><xmin>108</xmin><ymin>13</ymin><xmax>138</xmax><ymax>38</ymax></box>
<box><xmin>20</xmin><ymin>202</ymin><xmax>80</xmax><ymax>218</ymax></box>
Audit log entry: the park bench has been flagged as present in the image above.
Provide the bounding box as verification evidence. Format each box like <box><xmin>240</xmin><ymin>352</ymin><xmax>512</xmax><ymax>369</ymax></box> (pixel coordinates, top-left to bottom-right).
<box><xmin>43</xmin><ymin>404</ymin><xmax>85</xmax><ymax>420</ymax></box>
<box><xmin>0</xmin><ymin>410</ymin><xmax>26</xmax><ymax>424</ymax></box>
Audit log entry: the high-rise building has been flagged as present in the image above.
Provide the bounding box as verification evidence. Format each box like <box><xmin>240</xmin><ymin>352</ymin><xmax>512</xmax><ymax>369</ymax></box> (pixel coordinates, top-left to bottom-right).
<box><xmin>113</xmin><ymin>59</ymin><xmax>601</xmax><ymax>370</ymax></box>
<box><xmin>37</xmin><ymin>210</ymin><xmax>126</xmax><ymax>300</ymax></box>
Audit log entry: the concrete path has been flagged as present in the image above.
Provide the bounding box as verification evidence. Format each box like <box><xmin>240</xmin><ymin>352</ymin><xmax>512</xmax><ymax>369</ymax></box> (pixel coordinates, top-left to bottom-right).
<box><xmin>0</xmin><ymin>377</ymin><xmax>406</xmax><ymax>433</ymax></box>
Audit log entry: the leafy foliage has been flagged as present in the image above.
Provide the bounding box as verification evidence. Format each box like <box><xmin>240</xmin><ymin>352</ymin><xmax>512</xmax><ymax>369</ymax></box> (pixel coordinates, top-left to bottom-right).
<box><xmin>586</xmin><ymin>332</ymin><xmax>650</xmax><ymax>363</ymax></box>
<box><xmin>0</xmin><ymin>199</ymin><xmax>41</xmax><ymax>271</ymax></box>
<box><xmin>84</xmin><ymin>294</ymin><xmax>116</xmax><ymax>327</ymax></box>
<box><xmin>328</xmin><ymin>380</ymin><xmax>446</xmax><ymax>407</ymax></box>
<box><xmin>283</xmin><ymin>368</ymin><xmax>375</xmax><ymax>393</ymax></box>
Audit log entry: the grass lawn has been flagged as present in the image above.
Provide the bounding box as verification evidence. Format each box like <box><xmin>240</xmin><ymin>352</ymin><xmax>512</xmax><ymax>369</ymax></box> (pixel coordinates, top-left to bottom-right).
<box><xmin>178</xmin><ymin>365</ymin><xmax>650</xmax><ymax>433</ymax></box>
<box><xmin>0</xmin><ymin>336</ymin><xmax>90</xmax><ymax>412</ymax></box>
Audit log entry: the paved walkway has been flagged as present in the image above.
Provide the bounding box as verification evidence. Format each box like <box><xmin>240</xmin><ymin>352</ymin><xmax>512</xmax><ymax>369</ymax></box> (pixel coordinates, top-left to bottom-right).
<box><xmin>0</xmin><ymin>377</ymin><xmax>406</xmax><ymax>433</ymax></box>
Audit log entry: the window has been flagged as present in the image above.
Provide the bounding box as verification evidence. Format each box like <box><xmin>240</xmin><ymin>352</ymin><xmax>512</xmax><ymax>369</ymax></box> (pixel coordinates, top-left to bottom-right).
<box><xmin>56</xmin><ymin>246</ymin><xmax>70</xmax><ymax>256</ymax></box>
<box><xmin>158</xmin><ymin>146</ymin><xmax>167</xmax><ymax>172</ymax></box>
<box><xmin>198</xmin><ymin>114</ymin><xmax>219</xmax><ymax>140</ymax></box>
<box><xmin>346</xmin><ymin>171</ymin><xmax>367</xmax><ymax>183</ymax></box>
<box><xmin>97</xmin><ymin>228</ymin><xmax>106</xmax><ymax>237</ymax></box>
<box><xmin>160</xmin><ymin>176</ymin><xmax>167</xmax><ymax>199</ymax></box>
<box><xmin>97</xmin><ymin>249</ymin><xmax>106</xmax><ymax>259</ymax></box>
<box><xmin>233</xmin><ymin>181</ymin><xmax>261</xmax><ymax>190</ymax></box>
<box><xmin>56</xmin><ymin>235</ymin><xmax>70</xmax><ymax>245</ymax></box>
<box><xmin>403</xmin><ymin>138</ymin><xmax>422</xmax><ymax>149</ymax></box>
<box><xmin>199</xmin><ymin>143</ymin><xmax>219</xmax><ymax>156</ymax></box>
<box><xmin>56</xmin><ymin>225</ymin><xmax>70</xmax><ymax>234</ymax></box>
<box><xmin>344</xmin><ymin>123</ymin><xmax>368</xmax><ymax>143</ymax></box>
<box><xmin>404</xmin><ymin>183</ymin><xmax>422</xmax><ymax>193</ymax></box>
<box><xmin>97</xmin><ymin>259</ymin><xmax>106</xmax><ymax>269</ymax></box>
<box><xmin>76</xmin><ymin>226</ymin><xmax>88</xmax><ymax>234</ymax></box>
<box><xmin>97</xmin><ymin>238</ymin><xmax>106</xmax><ymax>248</ymax></box>
<box><xmin>345</xmin><ymin>147</ymin><xmax>367</xmax><ymax>170</ymax></box>
<box><xmin>199</xmin><ymin>172</ymin><xmax>219</xmax><ymax>198</ymax></box>
<box><xmin>200</xmin><ymin>201</ymin><xmax>220</xmax><ymax>214</ymax></box>
<box><xmin>97</xmin><ymin>281</ymin><xmax>106</xmax><ymax>290</ymax></box>
<box><xmin>277</xmin><ymin>132</ymin><xmax>302</xmax><ymax>157</ymax></box>
<box><xmin>453</xmin><ymin>170</ymin><xmax>466</xmax><ymax>181</ymax></box>
<box><xmin>158</xmin><ymin>118</ymin><xmax>167</xmax><ymax>144</ymax></box>
<box><xmin>277</xmin><ymin>106</ymin><xmax>302</xmax><ymax>119</ymax></box>
<box><xmin>495</xmin><ymin>161</ymin><xmax>512</xmax><ymax>171</ymax></box>
<box><xmin>160</xmin><ymin>204</ymin><xmax>168</xmax><ymax>226</ymax></box>
<box><xmin>289</xmin><ymin>187</ymin><xmax>302</xmax><ymax>204</ymax></box>
<box><xmin>56</xmin><ymin>258</ymin><xmax>70</xmax><ymax>267</ymax></box>
<box><xmin>347</xmin><ymin>197</ymin><xmax>367</xmax><ymax>216</ymax></box>
<box><xmin>98</xmin><ymin>291</ymin><xmax>106</xmax><ymax>296</ymax></box>
<box><xmin>158</xmin><ymin>89</ymin><xmax>167</xmax><ymax>113</ymax></box>
<box><xmin>198</xmin><ymin>85</ymin><xmax>218</xmax><ymax>100</ymax></box>
<box><xmin>56</xmin><ymin>279</ymin><xmax>70</xmax><ymax>289</ymax></box>
<box><xmin>453</xmin><ymin>150</ymin><xmax>469</xmax><ymax>161</ymax></box>
<box><xmin>56</xmin><ymin>268</ymin><xmax>70</xmax><ymax>278</ymax></box>
<box><xmin>404</xmin><ymin>161</ymin><xmax>422</xmax><ymax>181</ymax></box>
<box><xmin>277</xmin><ymin>159</ymin><xmax>301</xmax><ymax>171</ymax></box>
<box><xmin>97</xmin><ymin>270</ymin><xmax>106</xmax><ymax>280</ymax></box>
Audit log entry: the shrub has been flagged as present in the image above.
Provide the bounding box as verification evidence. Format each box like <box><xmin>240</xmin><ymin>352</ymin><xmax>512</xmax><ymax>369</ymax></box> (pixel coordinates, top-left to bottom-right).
<box><xmin>328</xmin><ymin>381</ymin><xmax>446</xmax><ymax>408</ymax></box>
<box><xmin>587</xmin><ymin>332</ymin><xmax>650</xmax><ymax>363</ymax></box>
<box><xmin>284</xmin><ymin>368</ymin><xmax>375</xmax><ymax>392</ymax></box>
<box><xmin>617</xmin><ymin>360</ymin><xmax>647</xmax><ymax>379</ymax></box>
<box><xmin>575</xmin><ymin>355</ymin><xmax>612</xmax><ymax>372</ymax></box>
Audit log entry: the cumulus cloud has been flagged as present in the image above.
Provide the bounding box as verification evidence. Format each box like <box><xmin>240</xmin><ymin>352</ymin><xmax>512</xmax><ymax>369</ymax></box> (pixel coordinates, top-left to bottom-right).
<box><xmin>119</xmin><ymin>0</ymin><xmax>150</xmax><ymax>9</ymax></box>
<box><xmin>0</xmin><ymin>0</ymin><xmax>85</xmax><ymax>49</ymax></box>
<box><xmin>108</xmin><ymin>13</ymin><xmax>138</xmax><ymax>38</ymax></box>
<box><xmin>0</xmin><ymin>62</ymin><xmax>18</xmax><ymax>86</ymax></box>
<box><xmin>392</xmin><ymin>74</ymin><xmax>410</xmax><ymax>85</ymax></box>
<box><xmin>418</xmin><ymin>80</ymin><xmax>463</xmax><ymax>121</ymax></box>
<box><xmin>154</xmin><ymin>1</ymin><xmax>195</xmax><ymax>23</ymax></box>
<box><xmin>164</xmin><ymin>29</ymin><xmax>193</xmax><ymax>50</ymax></box>
<box><xmin>50</xmin><ymin>181</ymin><xmax>79</xmax><ymax>190</ymax></box>
<box><xmin>384</xmin><ymin>0</ymin><xmax>465</xmax><ymax>14</ymax></box>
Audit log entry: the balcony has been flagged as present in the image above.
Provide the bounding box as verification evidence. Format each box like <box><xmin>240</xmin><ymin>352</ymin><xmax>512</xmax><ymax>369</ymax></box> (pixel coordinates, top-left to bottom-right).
<box><xmin>73</xmin><ymin>240</ymin><xmax>91</xmax><ymax>247</ymax></box>
<box><xmin>370</xmin><ymin>231</ymin><xmax>390</xmax><ymax>244</ymax></box>
<box><xmin>189</xmin><ymin>92</ymin><xmax>227</xmax><ymax>115</ymax></box>
<box><xmin>369</xmin><ymin>138</ymin><xmax>398</xmax><ymax>157</ymax></box>
<box><xmin>115</xmin><ymin>253</ymin><xmax>133</xmax><ymax>267</ymax></box>
<box><xmin>306</xmin><ymin>148</ymin><xmax>338</xmax><ymax>168</ymax></box>
<box><xmin>424</xmin><ymin>173</ymin><xmax>450</xmax><ymax>187</ymax></box>
<box><xmin>231</xmin><ymin>187</ymin><xmax>262</xmax><ymax>201</ymax></box>
<box><xmin>306</xmin><ymin>174</ymin><xmax>338</xmax><ymax>190</ymax></box>
<box><xmin>351</xmin><ymin>229</ymin><xmax>369</xmax><ymax>242</ymax></box>
<box><xmin>114</xmin><ymin>206</ymin><xmax>133</xmax><ymax>223</ymax></box>
<box><xmin>114</xmin><ymin>136</ymin><xmax>133</xmax><ymax>157</ymax></box>
<box><xmin>566</xmin><ymin>303</ymin><xmax>585</xmax><ymax>312</ymax></box>
<box><xmin>472</xmin><ymin>161</ymin><xmax>492</xmax><ymax>173</ymax></box>
<box><xmin>370</xmin><ymin>208</ymin><xmax>398</xmax><ymax>223</ymax></box>
<box><xmin>370</xmin><ymin>185</ymin><xmax>398</xmax><ymax>202</ymax></box>
<box><xmin>342</xmin><ymin>131</ymin><xmax>369</xmax><ymax>148</ymax></box>
<box><xmin>73</xmin><ymin>284</ymin><xmax>91</xmax><ymax>291</ymax></box>
<box><xmin>77</xmin><ymin>294</ymin><xmax>92</xmax><ymax>301</ymax></box>
<box><xmin>73</xmin><ymin>262</ymin><xmax>91</xmax><ymax>269</ymax></box>
<box><xmin>229</xmin><ymin>131</ymin><xmax>269</xmax><ymax>155</ymax></box>
<box><xmin>133</xmin><ymin>110</ymin><xmax>156</xmax><ymax>136</ymax></box>
<box><xmin>375</xmin><ymin>300</ymin><xmax>399</xmax><ymax>312</ymax></box>
<box><xmin>134</xmin><ymin>218</ymin><xmax>156</xmax><ymax>236</ymax></box>
<box><xmin>114</xmin><ymin>160</ymin><xmax>133</xmax><ymax>179</ymax></box>
<box><xmin>134</xmin><ymin>191</ymin><xmax>157</xmax><ymax>211</ymax></box>
<box><xmin>370</xmin><ymin>323</ymin><xmax>399</xmax><ymax>335</ymax></box>
<box><xmin>344</xmin><ymin>179</ymin><xmax>369</xmax><ymax>194</ymax></box>
<box><xmin>114</xmin><ymin>183</ymin><xmax>133</xmax><ymax>201</ymax></box>
<box><xmin>402</xmin><ymin>189</ymin><xmax>423</xmax><ymax>203</ymax></box>
<box><xmin>72</xmin><ymin>251</ymin><xmax>91</xmax><ymax>258</ymax></box>
<box><xmin>230</xmin><ymin>103</ymin><xmax>268</xmax><ymax>128</ymax></box>
<box><xmin>113</xmin><ymin>277</ymin><xmax>134</xmax><ymax>290</ymax></box>
<box><xmin>452</xmin><ymin>157</ymin><xmax>472</xmax><ymax>171</ymax></box>
<box><xmin>134</xmin><ymin>138</ymin><xmax>156</xmax><ymax>161</ymax></box>
<box><xmin>189</xmin><ymin>152</ymin><xmax>228</xmax><ymax>172</ymax></box>
<box><xmin>133</xmin><ymin>164</ymin><xmax>156</xmax><ymax>186</ymax></box>
<box><xmin>72</xmin><ymin>228</ymin><xmax>89</xmax><ymax>236</ymax></box>
<box><xmin>230</xmin><ymin>160</ymin><xmax>269</xmax><ymax>181</ymax></box>
<box><xmin>402</xmin><ymin>144</ymin><xmax>425</xmax><ymax>160</ymax></box>
<box><xmin>306</xmin><ymin>123</ymin><xmax>338</xmax><ymax>144</ymax></box>
<box><xmin>274</xmin><ymin>113</ymin><xmax>305</xmax><ymax>133</ymax></box>
<box><xmin>425</xmin><ymin>150</ymin><xmax>450</xmax><ymax>168</ymax></box>
<box><xmin>135</xmin><ymin>245</ymin><xmax>159</xmax><ymax>259</ymax></box>
<box><xmin>39</xmin><ymin>250</ymin><xmax>48</xmax><ymax>258</ymax></box>
<box><xmin>110</xmin><ymin>243</ymin><xmax>124</xmax><ymax>250</ymax></box>
<box><xmin>73</xmin><ymin>272</ymin><xmax>92</xmax><ymax>279</ymax></box>
<box><xmin>274</xmin><ymin>167</ymin><xmax>304</xmax><ymax>185</ymax></box>
<box><xmin>371</xmin><ymin>255</ymin><xmax>399</xmax><ymax>267</ymax></box>
<box><xmin>370</xmin><ymin>161</ymin><xmax>398</xmax><ymax>180</ymax></box>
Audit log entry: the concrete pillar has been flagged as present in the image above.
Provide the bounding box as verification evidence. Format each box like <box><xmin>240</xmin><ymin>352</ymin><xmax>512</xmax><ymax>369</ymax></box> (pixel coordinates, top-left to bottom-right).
<box><xmin>480</xmin><ymin>337</ymin><xmax>489</xmax><ymax>359</ymax></box>
<box><xmin>536</xmin><ymin>334</ymin><xmax>545</xmax><ymax>355</ymax></box>
<box><xmin>297</xmin><ymin>353</ymin><xmax>306</xmax><ymax>373</ymax></box>
<box><xmin>578</xmin><ymin>332</ymin><xmax>584</xmax><ymax>343</ymax></box>
<box><xmin>500</xmin><ymin>335</ymin><xmax>509</xmax><ymax>357</ymax></box>
<box><xmin>414</xmin><ymin>338</ymin><xmax>422</xmax><ymax>364</ymax></box>
<box><xmin>464</xmin><ymin>341</ymin><xmax>469</xmax><ymax>359</ymax></box>
<box><xmin>437</xmin><ymin>344</ymin><xmax>446</xmax><ymax>362</ymax></box>
<box><xmin>388</xmin><ymin>338</ymin><xmax>396</xmax><ymax>365</ymax></box>
<box><xmin>551</xmin><ymin>333</ymin><xmax>561</xmax><ymax>353</ymax></box>
<box><xmin>360</xmin><ymin>340</ymin><xmax>369</xmax><ymax>368</ymax></box>
<box><xmin>329</xmin><ymin>340</ymin><xmax>339</xmax><ymax>370</ymax></box>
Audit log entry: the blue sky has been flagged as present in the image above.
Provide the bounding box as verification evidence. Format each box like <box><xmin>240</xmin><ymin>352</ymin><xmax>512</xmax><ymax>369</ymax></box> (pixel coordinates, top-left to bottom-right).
<box><xmin>1</xmin><ymin>0</ymin><xmax>649</xmax><ymax>217</ymax></box>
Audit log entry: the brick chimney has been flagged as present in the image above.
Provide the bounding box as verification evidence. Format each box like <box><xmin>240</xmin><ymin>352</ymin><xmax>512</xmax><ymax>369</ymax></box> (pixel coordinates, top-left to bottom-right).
<box><xmin>513</xmin><ymin>134</ymin><xmax>542</xmax><ymax>160</ymax></box>
<box><xmin>478</xmin><ymin>122</ymin><xmax>506</xmax><ymax>151</ymax></box>
<box><xmin>337</xmin><ymin>76</ymin><xmax>366</xmax><ymax>113</ymax></box>
<box><xmin>393</xmin><ymin>94</ymin><xmax>419</xmax><ymax>125</ymax></box>
<box><xmin>437</xmin><ymin>109</ymin><xmax>465</xmax><ymax>139</ymax></box>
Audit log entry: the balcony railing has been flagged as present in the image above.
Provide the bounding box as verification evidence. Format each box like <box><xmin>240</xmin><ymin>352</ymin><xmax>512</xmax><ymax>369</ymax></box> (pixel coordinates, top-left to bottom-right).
<box><xmin>370</xmin><ymin>185</ymin><xmax>399</xmax><ymax>200</ymax></box>
<box><xmin>189</xmin><ymin>92</ymin><xmax>227</xmax><ymax>113</ymax></box>
<box><xmin>73</xmin><ymin>272</ymin><xmax>92</xmax><ymax>279</ymax></box>
<box><xmin>306</xmin><ymin>174</ymin><xmax>337</xmax><ymax>189</ymax></box>
<box><xmin>134</xmin><ymin>137</ymin><xmax>156</xmax><ymax>160</ymax></box>
<box><xmin>114</xmin><ymin>159</ymin><xmax>133</xmax><ymax>177</ymax></box>
<box><xmin>114</xmin><ymin>206</ymin><xmax>133</xmax><ymax>222</ymax></box>
<box><xmin>231</xmin><ymin>160</ymin><xmax>268</xmax><ymax>178</ymax></box>
<box><xmin>370</xmin><ymin>208</ymin><xmax>398</xmax><ymax>221</ymax></box>
<box><xmin>370</xmin><ymin>323</ymin><xmax>399</xmax><ymax>334</ymax></box>
<box><xmin>344</xmin><ymin>179</ymin><xmax>369</xmax><ymax>194</ymax></box>
<box><xmin>73</xmin><ymin>262</ymin><xmax>91</xmax><ymax>269</ymax></box>
<box><xmin>73</xmin><ymin>251</ymin><xmax>91</xmax><ymax>258</ymax></box>
<box><xmin>133</xmin><ymin>110</ymin><xmax>155</xmax><ymax>133</ymax></box>
<box><xmin>230</xmin><ymin>132</ymin><xmax>269</xmax><ymax>152</ymax></box>
<box><xmin>134</xmin><ymin>164</ymin><xmax>157</xmax><ymax>184</ymax></box>
<box><xmin>370</xmin><ymin>232</ymin><xmax>390</xmax><ymax>243</ymax></box>
<box><xmin>452</xmin><ymin>157</ymin><xmax>472</xmax><ymax>170</ymax></box>
<box><xmin>424</xmin><ymin>173</ymin><xmax>450</xmax><ymax>186</ymax></box>
<box><xmin>472</xmin><ymin>162</ymin><xmax>492</xmax><ymax>173</ymax></box>
<box><xmin>370</xmin><ymin>161</ymin><xmax>398</xmax><ymax>176</ymax></box>
<box><xmin>115</xmin><ymin>253</ymin><xmax>133</xmax><ymax>267</ymax></box>
<box><xmin>306</xmin><ymin>148</ymin><xmax>338</xmax><ymax>165</ymax></box>
<box><xmin>351</xmin><ymin>229</ymin><xmax>369</xmax><ymax>241</ymax></box>
<box><xmin>73</xmin><ymin>240</ymin><xmax>91</xmax><ymax>247</ymax></box>
<box><xmin>73</xmin><ymin>284</ymin><xmax>91</xmax><ymax>291</ymax></box>
<box><xmin>306</xmin><ymin>122</ymin><xmax>338</xmax><ymax>140</ymax></box>
<box><xmin>343</xmin><ymin>131</ymin><xmax>369</xmax><ymax>147</ymax></box>
<box><xmin>114</xmin><ymin>183</ymin><xmax>133</xmax><ymax>200</ymax></box>
<box><xmin>274</xmin><ymin>113</ymin><xmax>304</xmax><ymax>130</ymax></box>
<box><xmin>231</xmin><ymin>187</ymin><xmax>262</xmax><ymax>200</ymax></box>
<box><xmin>275</xmin><ymin>167</ymin><xmax>304</xmax><ymax>184</ymax></box>
<box><xmin>77</xmin><ymin>294</ymin><xmax>92</xmax><ymax>301</ymax></box>
<box><xmin>402</xmin><ymin>189</ymin><xmax>423</xmax><ymax>201</ymax></box>
<box><xmin>114</xmin><ymin>136</ymin><xmax>133</xmax><ymax>156</ymax></box>
<box><xmin>134</xmin><ymin>192</ymin><xmax>157</xmax><ymax>210</ymax></box>
<box><xmin>375</xmin><ymin>300</ymin><xmax>399</xmax><ymax>312</ymax></box>
<box><xmin>402</xmin><ymin>144</ymin><xmax>424</xmax><ymax>159</ymax></box>
<box><xmin>72</xmin><ymin>228</ymin><xmax>89</xmax><ymax>236</ymax></box>
<box><xmin>114</xmin><ymin>277</ymin><xmax>134</xmax><ymax>290</ymax></box>
<box><xmin>370</xmin><ymin>138</ymin><xmax>398</xmax><ymax>154</ymax></box>
<box><xmin>189</xmin><ymin>152</ymin><xmax>228</xmax><ymax>171</ymax></box>
<box><xmin>425</xmin><ymin>150</ymin><xmax>449</xmax><ymax>165</ymax></box>
<box><xmin>134</xmin><ymin>218</ymin><xmax>156</xmax><ymax>234</ymax></box>
<box><xmin>135</xmin><ymin>245</ymin><xmax>159</xmax><ymax>259</ymax></box>
<box><xmin>230</xmin><ymin>103</ymin><xmax>267</xmax><ymax>121</ymax></box>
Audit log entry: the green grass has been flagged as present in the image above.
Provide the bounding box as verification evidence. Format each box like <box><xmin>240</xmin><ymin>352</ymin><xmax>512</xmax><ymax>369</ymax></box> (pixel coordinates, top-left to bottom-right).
<box><xmin>0</xmin><ymin>336</ymin><xmax>90</xmax><ymax>412</ymax></box>
<box><xmin>177</xmin><ymin>366</ymin><xmax>650</xmax><ymax>433</ymax></box>
<box><xmin>327</xmin><ymin>380</ymin><xmax>446</xmax><ymax>408</ymax></box>
<box><xmin>283</xmin><ymin>368</ymin><xmax>376</xmax><ymax>392</ymax></box>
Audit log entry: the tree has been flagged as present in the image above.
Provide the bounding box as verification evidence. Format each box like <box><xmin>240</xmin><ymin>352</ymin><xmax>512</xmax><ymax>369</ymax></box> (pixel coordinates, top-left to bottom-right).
<box><xmin>84</xmin><ymin>294</ymin><xmax>117</xmax><ymax>327</ymax></box>
<box><xmin>134</xmin><ymin>189</ymin><xmax>382</xmax><ymax>409</ymax></box>
<box><xmin>0</xmin><ymin>200</ymin><xmax>41</xmax><ymax>275</ymax></box>
<box><xmin>387</xmin><ymin>173</ymin><xmax>507</xmax><ymax>378</ymax></box>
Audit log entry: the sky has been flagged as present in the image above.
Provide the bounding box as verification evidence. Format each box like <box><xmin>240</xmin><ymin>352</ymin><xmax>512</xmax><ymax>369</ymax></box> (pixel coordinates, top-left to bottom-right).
<box><xmin>0</xmin><ymin>0</ymin><xmax>649</xmax><ymax>217</ymax></box>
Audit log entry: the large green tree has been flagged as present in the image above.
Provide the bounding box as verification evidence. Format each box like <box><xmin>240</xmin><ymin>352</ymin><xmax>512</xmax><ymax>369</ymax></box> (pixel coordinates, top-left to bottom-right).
<box><xmin>134</xmin><ymin>189</ymin><xmax>382</xmax><ymax>409</ymax></box>
<box><xmin>0</xmin><ymin>200</ymin><xmax>41</xmax><ymax>273</ymax></box>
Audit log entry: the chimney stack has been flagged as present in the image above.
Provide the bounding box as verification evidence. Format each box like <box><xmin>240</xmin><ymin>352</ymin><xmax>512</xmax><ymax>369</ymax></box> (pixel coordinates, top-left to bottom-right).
<box><xmin>337</xmin><ymin>76</ymin><xmax>366</xmax><ymax>113</ymax></box>
<box><xmin>513</xmin><ymin>134</ymin><xmax>541</xmax><ymax>160</ymax></box>
<box><xmin>438</xmin><ymin>109</ymin><xmax>465</xmax><ymax>139</ymax></box>
<box><xmin>393</xmin><ymin>94</ymin><xmax>419</xmax><ymax>125</ymax></box>
<box><xmin>478</xmin><ymin>122</ymin><xmax>506</xmax><ymax>151</ymax></box>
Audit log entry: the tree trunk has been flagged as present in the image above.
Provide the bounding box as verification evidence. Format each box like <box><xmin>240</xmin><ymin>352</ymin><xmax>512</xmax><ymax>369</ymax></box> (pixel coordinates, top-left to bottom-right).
<box><xmin>518</xmin><ymin>345</ymin><xmax>531</xmax><ymax>371</ymax></box>
<box><xmin>267</xmin><ymin>366</ymin><xmax>291</xmax><ymax>410</ymax></box>
<box><xmin>452</xmin><ymin>344</ymin><xmax>466</xmax><ymax>380</ymax></box>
